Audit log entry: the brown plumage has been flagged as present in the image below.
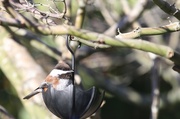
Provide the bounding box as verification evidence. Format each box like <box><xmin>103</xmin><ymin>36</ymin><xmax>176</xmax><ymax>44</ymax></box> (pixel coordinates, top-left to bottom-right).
<box><xmin>23</xmin><ymin>61</ymin><xmax>73</xmax><ymax>99</ymax></box>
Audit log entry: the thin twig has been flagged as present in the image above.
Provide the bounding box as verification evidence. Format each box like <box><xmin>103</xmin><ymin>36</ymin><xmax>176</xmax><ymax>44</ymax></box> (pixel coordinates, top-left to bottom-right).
<box><xmin>120</xmin><ymin>0</ymin><xmax>140</xmax><ymax>29</ymax></box>
<box><xmin>98</xmin><ymin>0</ymin><xmax>116</xmax><ymax>26</ymax></box>
<box><xmin>117</xmin><ymin>0</ymin><xmax>151</xmax><ymax>31</ymax></box>
<box><xmin>0</xmin><ymin>105</ymin><xmax>15</xmax><ymax>119</ymax></box>
<box><xmin>71</xmin><ymin>0</ymin><xmax>87</xmax><ymax>51</ymax></box>
<box><xmin>11</xmin><ymin>0</ymin><xmax>65</xmax><ymax>19</ymax></box>
<box><xmin>150</xmin><ymin>57</ymin><xmax>161</xmax><ymax>119</ymax></box>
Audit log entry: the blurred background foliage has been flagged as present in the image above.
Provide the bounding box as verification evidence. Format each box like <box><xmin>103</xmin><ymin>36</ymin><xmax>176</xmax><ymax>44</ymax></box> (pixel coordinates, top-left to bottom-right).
<box><xmin>0</xmin><ymin>0</ymin><xmax>180</xmax><ymax>119</ymax></box>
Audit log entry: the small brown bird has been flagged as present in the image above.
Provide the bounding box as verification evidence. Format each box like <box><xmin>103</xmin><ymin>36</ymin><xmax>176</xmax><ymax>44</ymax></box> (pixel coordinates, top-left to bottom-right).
<box><xmin>23</xmin><ymin>61</ymin><xmax>74</xmax><ymax>99</ymax></box>
<box><xmin>23</xmin><ymin>61</ymin><xmax>104</xmax><ymax>119</ymax></box>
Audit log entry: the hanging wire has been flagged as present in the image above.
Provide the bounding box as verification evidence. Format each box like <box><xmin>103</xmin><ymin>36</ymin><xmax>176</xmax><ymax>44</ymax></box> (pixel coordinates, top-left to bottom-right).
<box><xmin>66</xmin><ymin>35</ymin><xmax>104</xmax><ymax>119</ymax></box>
<box><xmin>66</xmin><ymin>34</ymin><xmax>76</xmax><ymax>119</ymax></box>
<box><xmin>66</xmin><ymin>34</ymin><xmax>75</xmax><ymax>84</ymax></box>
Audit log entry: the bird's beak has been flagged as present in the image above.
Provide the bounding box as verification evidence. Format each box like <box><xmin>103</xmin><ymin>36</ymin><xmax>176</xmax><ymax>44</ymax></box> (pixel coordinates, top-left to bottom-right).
<box><xmin>23</xmin><ymin>83</ymin><xmax>49</xmax><ymax>99</ymax></box>
<box><xmin>23</xmin><ymin>89</ymin><xmax>42</xmax><ymax>99</ymax></box>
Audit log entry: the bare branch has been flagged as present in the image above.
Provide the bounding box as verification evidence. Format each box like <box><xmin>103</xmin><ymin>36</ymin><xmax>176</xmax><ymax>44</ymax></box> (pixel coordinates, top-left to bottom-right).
<box><xmin>10</xmin><ymin>0</ymin><xmax>66</xmax><ymax>19</ymax></box>
<box><xmin>116</xmin><ymin>22</ymin><xmax>180</xmax><ymax>39</ymax></box>
<box><xmin>117</xmin><ymin>0</ymin><xmax>150</xmax><ymax>31</ymax></box>
<box><xmin>120</xmin><ymin>0</ymin><xmax>140</xmax><ymax>29</ymax></box>
<box><xmin>1</xmin><ymin>0</ymin><xmax>180</xmax><ymax>70</ymax></box>
<box><xmin>1</xmin><ymin>15</ymin><xmax>180</xmax><ymax>65</ymax></box>
<box><xmin>74</xmin><ymin>0</ymin><xmax>86</xmax><ymax>28</ymax></box>
<box><xmin>97</xmin><ymin>0</ymin><xmax>116</xmax><ymax>26</ymax></box>
<box><xmin>153</xmin><ymin>0</ymin><xmax>180</xmax><ymax>20</ymax></box>
<box><xmin>104</xmin><ymin>0</ymin><xmax>152</xmax><ymax>36</ymax></box>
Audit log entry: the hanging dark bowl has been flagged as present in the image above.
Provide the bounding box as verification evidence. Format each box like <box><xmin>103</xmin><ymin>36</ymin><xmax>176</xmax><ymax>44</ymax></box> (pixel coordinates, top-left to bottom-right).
<box><xmin>42</xmin><ymin>84</ymin><xmax>104</xmax><ymax>119</ymax></box>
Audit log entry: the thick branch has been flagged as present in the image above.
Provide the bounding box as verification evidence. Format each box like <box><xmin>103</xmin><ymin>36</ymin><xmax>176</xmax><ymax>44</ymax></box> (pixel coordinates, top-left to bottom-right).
<box><xmin>1</xmin><ymin>19</ymin><xmax>180</xmax><ymax>65</ymax></box>
<box><xmin>74</xmin><ymin>0</ymin><xmax>86</xmax><ymax>28</ymax></box>
<box><xmin>33</xmin><ymin>24</ymin><xmax>180</xmax><ymax>64</ymax></box>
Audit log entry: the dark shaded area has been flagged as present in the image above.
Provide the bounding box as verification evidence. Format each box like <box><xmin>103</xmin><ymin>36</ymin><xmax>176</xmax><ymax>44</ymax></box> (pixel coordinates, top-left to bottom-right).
<box><xmin>0</xmin><ymin>70</ymin><xmax>24</xmax><ymax>119</ymax></box>
<box><xmin>102</xmin><ymin>97</ymin><xmax>150</xmax><ymax>119</ymax></box>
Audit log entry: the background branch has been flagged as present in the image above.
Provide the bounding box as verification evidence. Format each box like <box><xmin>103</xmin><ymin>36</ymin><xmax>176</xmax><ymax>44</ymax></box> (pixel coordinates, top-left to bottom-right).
<box><xmin>117</xmin><ymin>0</ymin><xmax>150</xmax><ymax>31</ymax></box>
<box><xmin>150</xmin><ymin>57</ymin><xmax>161</xmax><ymax>119</ymax></box>
<box><xmin>153</xmin><ymin>0</ymin><xmax>180</xmax><ymax>20</ymax></box>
